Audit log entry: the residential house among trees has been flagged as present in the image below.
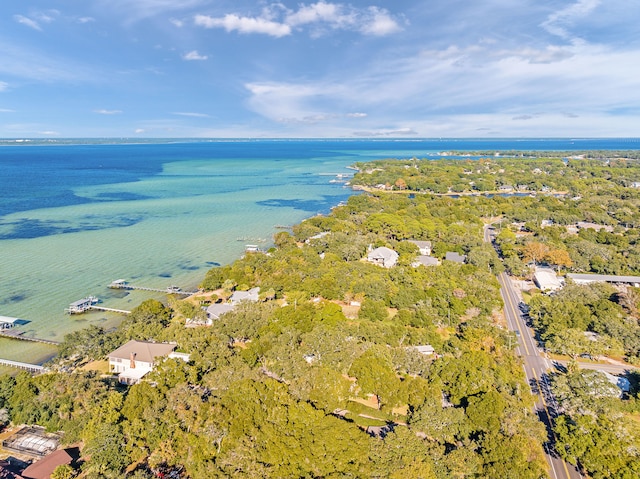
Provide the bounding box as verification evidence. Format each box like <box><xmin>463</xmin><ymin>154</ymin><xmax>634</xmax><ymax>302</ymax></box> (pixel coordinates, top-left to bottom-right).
<box><xmin>107</xmin><ymin>340</ymin><xmax>178</xmax><ymax>385</ymax></box>
<box><xmin>21</xmin><ymin>448</ymin><xmax>77</xmax><ymax>479</ymax></box>
<box><xmin>206</xmin><ymin>287</ymin><xmax>260</xmax><ymax>321</ymax></box>
<box><xmin>366</xmin><ymin>247</ymin><xmax>399</xmax><ymax>268</ymax></box>
<box><xmin>408</xmin><ymin>240</ymin><xmax>432</xmax><ymax>256</ymax></box>
<box><xmin>412</xmin><ymin>255</ymin><xmax>439</xmax><ymax>267</ymax></box>
<box><xmin>445</xmin><ymin>252</ymin><xmax>467</xmax><ymax>263</ymax></box>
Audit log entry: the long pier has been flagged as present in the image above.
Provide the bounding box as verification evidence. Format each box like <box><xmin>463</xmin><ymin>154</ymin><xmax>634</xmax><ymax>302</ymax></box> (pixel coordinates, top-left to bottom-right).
<box><xmin>109</xmin><ymin>279</ymin><xmax>197</xmax><ymax>295</ymax></box>
<box><xmin>90</xmin><ymin>306</ymin><xmax>131</xmax><ymax>314</ymax></box>
<box><xmin>0</xmin><ymin>329</ymin><xmax>60</xmax><ymax>346</ymax></box>
<box><xmin>0</xmin><ymin>358</ymin><xmax>45</xmax><ymax>373</ymax></box>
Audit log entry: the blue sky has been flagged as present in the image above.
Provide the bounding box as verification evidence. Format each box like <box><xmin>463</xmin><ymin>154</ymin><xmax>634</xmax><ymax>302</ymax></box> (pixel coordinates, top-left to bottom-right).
<box><xmin>1</xmin><ymin>0</ymin><xmax>639</xmax><ymax>138</ymax></box>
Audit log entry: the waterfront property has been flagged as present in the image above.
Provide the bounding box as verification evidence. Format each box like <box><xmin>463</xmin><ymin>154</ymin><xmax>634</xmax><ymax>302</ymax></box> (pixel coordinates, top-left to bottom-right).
<box><xmin>205</xmin><ymin>287</ymin><xmax>261</xmax><ymax>322</ymax></box>
<box><xmin>107</xmin><ymin>340</ymin><xmax>181</xmax><ymax>385</ymax></box>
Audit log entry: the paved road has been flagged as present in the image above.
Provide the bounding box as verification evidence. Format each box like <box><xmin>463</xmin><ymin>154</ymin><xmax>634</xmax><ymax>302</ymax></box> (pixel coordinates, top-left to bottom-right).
<box><xmin>498</xmin><ymin>272</ymin><xmax>583</xmax><ymax>479</ymax></box>
<box><xmin>485</xmin><ymin>224</ymin><xmax>582</xmax><ymax>478</ymax></box>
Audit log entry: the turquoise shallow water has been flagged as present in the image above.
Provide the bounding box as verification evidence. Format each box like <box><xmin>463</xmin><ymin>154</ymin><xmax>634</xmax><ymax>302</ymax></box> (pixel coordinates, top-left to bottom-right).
<box><xmin>0</xmin><ymin>142</ymin><xmax>364</xmax><ymax>364</ymax></box>
<box><xmin>1</xmin><ymin>138</ymin><xmax>639</xmax><ymax>366</ymax></box>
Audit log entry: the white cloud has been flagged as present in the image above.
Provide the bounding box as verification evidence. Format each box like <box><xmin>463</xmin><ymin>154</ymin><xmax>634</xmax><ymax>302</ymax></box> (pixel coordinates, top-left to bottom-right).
<box><xmin>360</xmin><ymin>7</ymin><xmax>403</xmax><ymax>36</ymax></box>
<box><xmin>0</xmin><ymin>108</ymin><xmax>14</xmax><ymax>113</ymax></box>
<box><xmin>242</xmin><ymin>33</ymin><xmax>640</xmax><ymax>137</ymax></box>
<box><xmin>77</xmin><ymin>17</ymin><xmax>96</xmax><ymax>24</ymax></box>
<box><xmin>13</xmin><ymin>10</ymin><xmax>59</xmax><ymax>31</ymax></box>
<box><xmin>134</xmin><ymin>128</ymin><xmax>145</xmax><ymax>134</ymax></box>
<box><xmin>94</xmin><ymin>109</ymin><xmax>123</xmax><ymax>115</ymax></box>
<box><xmin>0</xmin><ymin>81</ymin><xmax>8</xmax><ymax>92</ymax></box>
<box><xmin>347</xmin><ymin>112</ymin><xmax>367</xmax><ymax>118</ymax></box>
<box><xmin>173</xmin><ymin>112</ymin><xmax>210</xmax><ymax>117</ymax></box>
<box><xmin>194</xmin><ymin>3</ymin><xmax>402</xmax><ymax>38</ymax></box>
<box><xmin>194</xmin><ymin>14</ymin><xmax>291</xmax><ymax>37</ymax></box>
<box><xmin>14</xmin><ymin>15</ymin><xmax>42</xmax><ymax>31</ymax></box>
<box><xmin>33</xmin><ymin>10</ymin><xmax>59</xmax><ymax>24</ymax></box>
<box><xmin>170</xmin><ymin>18</ymin><xmax>184</xmax><ymax>27</ymax></box>
<box><xmin>495</xmin><ymin>46</ymin><xmax>574</xmax><ymax>64</ymax></box>
<box><xmin>541</xmin><ymin>0</ymin><xmax>601</xmax><ymax>41</ymax></box>
<box><xmin>286</xmin><ymin>2</ymin><xmax>348</xmax><ymax>27</ymax></box>
<box><xmin>38</xmin><ymin>130</ymin><xmax>59</xmax><ymax>136</ymax></box>
<box><xmin>183</xmin><ymin>50</ymin><xmax>208</xmax><ymax>61</ymax></box>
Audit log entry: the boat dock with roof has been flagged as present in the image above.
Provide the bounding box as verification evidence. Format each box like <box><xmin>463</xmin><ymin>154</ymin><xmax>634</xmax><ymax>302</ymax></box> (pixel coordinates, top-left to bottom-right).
<box><xmin>0</xmin><ymin>315</ymin><xmax>22</xmax><ymax>330</ymax></box>
<box><xmin>0</xmin><ymin>315</ymin><xmax>59</xmax><ymax>345</ymax></box>
<box><xmin>64</xmin><ymin>296</ymin><xmax>100</xmax><ymax>314</ymax></box>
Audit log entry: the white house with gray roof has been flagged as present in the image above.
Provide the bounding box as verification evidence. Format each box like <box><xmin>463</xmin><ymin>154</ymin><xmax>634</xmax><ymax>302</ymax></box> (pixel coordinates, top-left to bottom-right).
<box><xmin>206</xmin><ymin>287</ymin><xmax>261</xmax><ymax>321</ymax></box>
<box><xmin>108</xmin><ymin>340</ymin><xmax>186</xmax><ymax>385</ymax></box>
<box><xmin>367</xmin><ymin>247</ymin><xmax>399</xmax><ymax>268</ymax></box>
<box><xmin>409</xmin><ymin>240</ymin><xmax>432</xmax><ymax>256</ymax></box>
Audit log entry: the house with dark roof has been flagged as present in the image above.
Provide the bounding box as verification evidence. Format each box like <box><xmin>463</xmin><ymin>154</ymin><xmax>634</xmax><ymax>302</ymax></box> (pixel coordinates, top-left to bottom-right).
<box><xmin>107</xmin><ymin>340</ymin><xmax>179</xmax><ymax>385</ymax></box>
<box><xmin>0</xmin><ymin>460</ymin><xmax>24</xmax><ymax>479</ymax></box>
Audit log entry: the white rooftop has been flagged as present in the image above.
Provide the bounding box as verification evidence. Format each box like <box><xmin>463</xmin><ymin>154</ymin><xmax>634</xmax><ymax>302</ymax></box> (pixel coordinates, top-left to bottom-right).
<box><xmin>0</xmin><ymin>315</ymin><xmax>21</xmax><ymax>325</ymax></box>
<box><xmin>533</xmin><ymin>268</ymin><xmax>564</xmax><ymax>292</ymax></box>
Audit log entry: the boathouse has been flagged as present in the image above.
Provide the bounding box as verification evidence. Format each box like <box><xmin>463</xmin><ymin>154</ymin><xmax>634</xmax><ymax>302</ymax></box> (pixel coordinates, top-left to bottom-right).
<box><xmin>0</xmin><ymin>315</ymin><xmax>20</xmax><ymax>330</ymax></box>
<box><xmin>109</xmin><ymin>279</ymin><xmax>128</xmax><ymax>288</ymax></box>
<box><xmin>64</xmin><ymin>296</ymin><xmax>98</xmax><ymax>314</ymax></box>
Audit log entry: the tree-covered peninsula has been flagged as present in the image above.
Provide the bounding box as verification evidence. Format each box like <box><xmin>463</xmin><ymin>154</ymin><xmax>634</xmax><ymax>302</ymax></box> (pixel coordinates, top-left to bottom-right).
<box><xmin>1</xmin><ymin>155</ymin><xmax>640</xmax><ymax>478</ymax></box>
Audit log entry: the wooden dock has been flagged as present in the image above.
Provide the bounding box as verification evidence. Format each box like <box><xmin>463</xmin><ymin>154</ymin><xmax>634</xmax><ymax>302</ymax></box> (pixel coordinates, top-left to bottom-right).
<box><xmin>109</xmin><ymin>279</ymin><xmax>196</xmax><ymax>295</ymax></box>
<box><xmin>0</xmin><ymin>329</ymin><xmax>60</xmax><ymax>346</ymax></box>
<box><xmin>90</xmin><ymin>306</ymin><xmax>131</xmax><ymax>314</ymax></box>
<box><xmin>0</xmin><ymin>358</ymin><xmax>45</xmax><ymax>373</ymax></box>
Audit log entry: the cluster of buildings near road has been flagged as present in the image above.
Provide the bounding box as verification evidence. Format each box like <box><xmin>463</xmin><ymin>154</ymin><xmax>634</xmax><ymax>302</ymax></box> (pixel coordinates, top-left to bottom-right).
<box><xmin>533</xmin><ymin>269</ymin><xmax>640</xmax><ymax>293</ymax></box>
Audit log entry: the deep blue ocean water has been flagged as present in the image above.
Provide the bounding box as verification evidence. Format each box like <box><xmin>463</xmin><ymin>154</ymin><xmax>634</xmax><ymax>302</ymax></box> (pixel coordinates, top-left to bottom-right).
<box><xmin>1</xmin><ymin>138</ymin><xmax>639</xmax><ymax>365</ymax></box>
